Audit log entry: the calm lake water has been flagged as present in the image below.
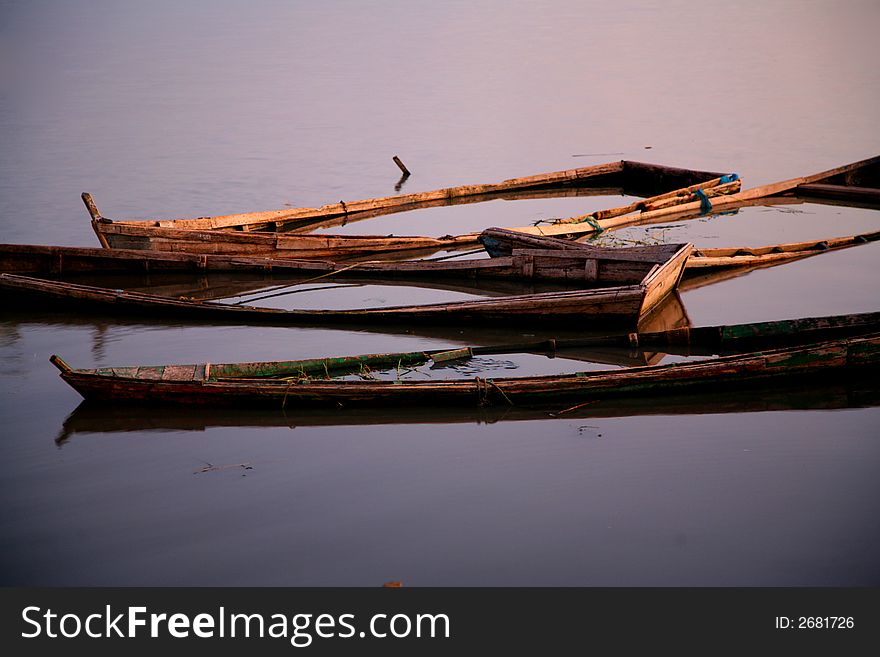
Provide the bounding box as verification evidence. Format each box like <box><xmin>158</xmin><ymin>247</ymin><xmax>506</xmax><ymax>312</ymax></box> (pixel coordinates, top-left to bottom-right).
<box><xmin>1</xmin><ymin>0</ymin><xmax>879</xmax><ymax>586</ymax></box>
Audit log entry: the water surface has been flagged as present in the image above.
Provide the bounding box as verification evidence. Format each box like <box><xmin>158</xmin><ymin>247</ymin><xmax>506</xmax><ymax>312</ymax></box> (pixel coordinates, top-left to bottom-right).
<box><xmin>1</xmin><ymin>0</ymin><xmax>879</xmax><ymax>586</ymax></box>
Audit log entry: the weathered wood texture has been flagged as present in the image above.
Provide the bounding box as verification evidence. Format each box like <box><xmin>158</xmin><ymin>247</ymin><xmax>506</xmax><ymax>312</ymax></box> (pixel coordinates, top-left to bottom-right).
<box><xmin>51</xmin><ymin>332</ymin><xmax>880</xmax><ymax>407</ymax></box>
<box><xmin>87</xmin><ymin>160</ymin><xmax>627</xmax><ymax>232</ymax></box>
<box><xmin>86</xmin><ymin>160</ymin><xmax>726</xmax><ymax>255</ymax></box>
<box><xmin>511</xmin><ymin>155</ymin><xmax>880</xmax><ymax>238</ymax></box>
<box><xmin>0</xmin><ymin>240</ymin><xmax>691</xmax><ymax>327</ymax></box>
<box><xmin>621</xmin><ymin>160</ymin><xmax>732</xmax><ymax>197</ymax></box>
<box><xmin>540</xmin><ymin>177</ymin><xmax>740</xmax><ymax>229</ymax></box>
<box><xmin>84</xmin><ymin>156</ymin><xmax>877</xmax><ymax>259</ymax></box>
<box><xmin>0</xmin><ymin>270</ymin><xmax>663</xmax><ymax>328</ymax></box>
<box><xmin>95</xmin><ymin>222</ymin><xmax>481</xmax><ymax>258</ymax></box>
<box><xmin>0</xmin><ymin>241</ymin><xmax>683</xmax><ymax>284</ymax></box>
<box><xmin>479</xmin><ymin>227</ymin><xmax>880</xmax><ymax>271</ymax></box>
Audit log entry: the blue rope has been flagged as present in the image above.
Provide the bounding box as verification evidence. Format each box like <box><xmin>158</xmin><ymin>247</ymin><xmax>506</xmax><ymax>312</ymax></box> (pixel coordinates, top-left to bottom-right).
<box><xmin>694</xmin><ymin>188</ymin><xmax>712</xmax><ymax>214</ymax></box>
<box><xmin>583</xmin><ymin>214</ymin><xmax>604</xmax><ymax>233</ymax></box>
<box><xmin>719</xmin><ymin>173</ymin><xmax>739</xmax><ymax>184</ymax></box>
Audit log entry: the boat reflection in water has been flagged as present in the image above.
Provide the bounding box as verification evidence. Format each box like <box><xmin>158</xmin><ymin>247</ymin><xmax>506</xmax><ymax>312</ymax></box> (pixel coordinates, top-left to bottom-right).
<box><xmin>55</xmin><ymin>378</ymin><xmax>880</xmax><ymax>446</ymax></box>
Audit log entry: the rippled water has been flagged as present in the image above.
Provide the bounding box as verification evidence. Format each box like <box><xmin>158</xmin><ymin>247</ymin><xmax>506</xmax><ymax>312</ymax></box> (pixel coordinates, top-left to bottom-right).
<box><xmin>1</xmin><ymin>0</ymin><xmax>879</xmax><ymax>586</ymax></box>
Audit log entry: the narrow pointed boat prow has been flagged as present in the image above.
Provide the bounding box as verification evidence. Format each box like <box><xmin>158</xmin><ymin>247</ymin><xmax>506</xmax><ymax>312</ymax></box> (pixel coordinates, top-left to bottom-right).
<box><xmin>81</xmin><ymin>192</ymin><xmax>104</xmax><ymax>222</ymax></box>
<box><xmin>49</xmin><ymin>355</ymin><xmax>73</xmax><ymax>374</ymax></box>
<box><xmin>82</xmin><ymin>192</ymin><xmax>113</xmax><ymax>248</ymax></box>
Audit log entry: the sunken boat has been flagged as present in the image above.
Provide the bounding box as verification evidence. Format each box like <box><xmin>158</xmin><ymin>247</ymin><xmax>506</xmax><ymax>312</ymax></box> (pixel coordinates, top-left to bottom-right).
<box><xmin>49</xmin><ymin>312</ymin><xmax>880</xmax><ymax>408</ymax></box>
<box><xmin>84</xmin><ymin>160</ymin><xmax>737</xmax><ymax>258</ymax></box>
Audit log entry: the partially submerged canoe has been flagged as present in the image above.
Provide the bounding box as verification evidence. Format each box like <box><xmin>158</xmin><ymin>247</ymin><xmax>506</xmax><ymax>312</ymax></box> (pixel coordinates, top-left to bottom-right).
<box><xmin>86</xmin><ymin>159</ymin><xmax>725</xmax><ymax>233</ymax></box>
<box><xmin>6</xmin><ymin>220</ymin><xmax>877</xmax><ymax>279</ymax></box>
<box><xmin>479</xmin><ymin>227</ymin><xmax>880</xmax><ymax>270</ymax></box>
<box><xmin>84</xmin><ymin>160</ymin><xmax>733</xmax><ymax>257</ymax></box>
<box><xmin>0</xmin><ymin>241</ymin><xmax>692</xmax><ymax>327</ymax></box>
<box><xmin>511</xmin><ymin>154</ymin><xmax>880</xmax><ymax>239</ymax></box>
<box><xmin>83</xmin><ymin>155</ymin><xmax>879</xmax><ymax>260</ymax></box>
<box><xmin>49</xmin><ymin>312</ymin><xmax>880</xmax><ymax>407</ymax></box>
<box><xmin>794</xmin><ymin>156</ymin><xmax>880</xmax><ymax>204</ymax></box>
<box><xmin>0</xmin><ymin>239</ymin><xmax>689</xmax><ymax>283</ymax></box>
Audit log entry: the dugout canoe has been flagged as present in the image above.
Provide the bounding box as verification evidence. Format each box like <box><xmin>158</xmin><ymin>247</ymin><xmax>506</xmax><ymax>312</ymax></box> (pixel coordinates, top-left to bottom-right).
<box><xmin>49</xmin><ymin>312</ymin><xmax>880</xmax><ymax>407</ymax></box>
<box><xmin>84</xmin><ymin>160</ymin><xmax>735</xmax><ymax>257</ymax></box>
<box><xmin>0</xmin><ymin>241</ymin><xmax>692</xmax><ymax>328</ymax></box>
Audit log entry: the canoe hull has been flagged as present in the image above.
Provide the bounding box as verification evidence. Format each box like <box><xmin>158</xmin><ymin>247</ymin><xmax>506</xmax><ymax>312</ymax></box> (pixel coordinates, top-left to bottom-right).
<box><xmin>0</xmin><ymin>273</ymin><xmax>649</xmax><ymax>327</ymax></box>
<box><xmin>95</xmin><ymin>222</ymin><xmax>478</xmax><ymax>258</ymax></box>
<box><xmin>54</xmin><ymin>379</ymin><xmax>880</xmax><ymax>443</ymax></box>
<box><xmin>0</xmin><ymin>241</ymin><xmax>690</xmax><ymax>328</ymax></box>
<box><xmin>55</xmin><ymin>333</ymin><xmax>880</xmax><ymax>408</ymax></box>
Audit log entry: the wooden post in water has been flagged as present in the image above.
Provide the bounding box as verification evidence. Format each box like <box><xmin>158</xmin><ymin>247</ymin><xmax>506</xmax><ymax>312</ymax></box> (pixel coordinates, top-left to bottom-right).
<box><xmin>392</xmin><ymin>156</ymin><xmax>411</xmax><ymax>176</ymax></box>
<box><xmin>393</xmin><ymin>156</ymin><xmax>411</xmax><ymax>191</ymax></box>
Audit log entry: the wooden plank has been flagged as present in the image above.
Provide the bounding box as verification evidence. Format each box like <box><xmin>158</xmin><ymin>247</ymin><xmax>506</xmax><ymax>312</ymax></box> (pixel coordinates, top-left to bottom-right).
<box><xmin>639</xmin><ymin>245</ymin><xmax>693</xmax><ymax>316</ymax></box>
<box><xmin>161</xmin><ymin>365</ymin><xmax>198</xmax><ymax>381</ymax></box>
<box><xmin>135</xmin><ymin>366</ymin><xmax>165</xmax><ymax>381</ymax></box>
<box><xmin>508</xmin><ymin>245</ymin><xmax>679</xmax><ymax>263</ymax></box>
<box><xmin>514</xmin><ymin>253</ymin><xmax>534</xmax><ymax>278</ymax></box>
<box><xmin>550</xmin><ymin>178</ymin><xmax>740</xmax><ymax>227</ymax></box>
<box><xmin>583</xmin><ymin>259</ymin><xmax>598</xmax><ymax>282</ymax></box>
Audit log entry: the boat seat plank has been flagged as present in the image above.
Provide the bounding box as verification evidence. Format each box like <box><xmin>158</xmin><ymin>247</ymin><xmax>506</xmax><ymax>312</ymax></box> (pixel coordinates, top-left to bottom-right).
<box><xmin>135</xmin><ymin>366</ymin><xmax>166</xmax><ymax>380</ymax></box>
<box><xmin>161</xmin><ymin>365</ymin><xmax>198</xmax><ymax>381</ymax></box>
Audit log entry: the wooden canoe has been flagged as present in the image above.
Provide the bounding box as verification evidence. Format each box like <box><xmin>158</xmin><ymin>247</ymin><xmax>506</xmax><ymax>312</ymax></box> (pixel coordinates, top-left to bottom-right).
<box><xmin>0</xmin><ymin>241</ymin><xmax>692</xmax><ymax>328</ymax></box>
<box><xmin>511</xmin><ymin>154</ymin><xmax>880</xmax><ymax>238</ymax></box>
<box><xmin>55</xmin><ymin>378</ymin><xmax>880</xmax><ymax>442</ymax></box>
<box><xmin>84</xmin><ymin>155</ymin><xmax>878</xmax><ymax>259</ymax></box>
<box><xmin>0</xmin><ymin>239</ymin><xmax>687</xmax><ymax>283</ymax></box>
<box><xmin>85</xmin><ymin>159</ymin><xmax>725</xmax><ymax>233</ymax></box>
<box><xmin>794</xmin><ymin>155</ymin><xmax>880</xmax><ymax>205</ymax></box>
<box><xmin>48</xmin><ymin>313</ymin><xmax>880</xmax><ymax>407</ymax></box>
<box><xmin>85</xmin><ymin>160</ymin><xmax>732</xmax><ymax>257</ymax></box>
<box><xmin>479</xmin><ymin>227</ymin><xmax>880</xmax><ymax>271</ymax></box>
<box><xmin>6</xmin><ymin>219</ymin><xmax>877</xmax><ymax>280</ymax></box>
